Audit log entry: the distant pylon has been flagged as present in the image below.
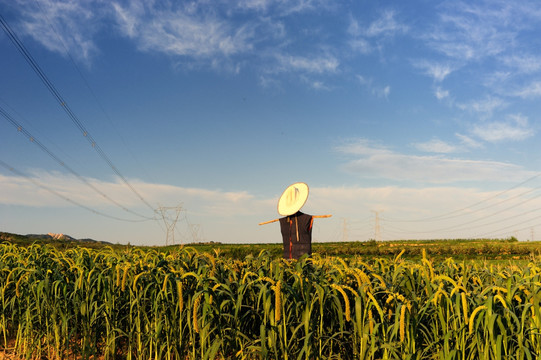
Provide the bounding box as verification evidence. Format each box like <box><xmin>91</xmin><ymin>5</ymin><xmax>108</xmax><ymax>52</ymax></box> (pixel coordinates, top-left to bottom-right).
<box><xmin>189</xmin><ymin>224</ymin><xmax>204</xmax><ymax>243</ymax></box>
<box><xmin>372</xmin><ymin>210</ymin><xmax>382</xmax><ymax>241</ymax></box>
<box><xmin>156</xmin><ymin>205</ymin><xmax>183</xmax><ymax>246</ymax></box>
<box><xmin>342</xmin><ymin>218</ymin><xmax>348</xmax><ymax>242</ymax></box>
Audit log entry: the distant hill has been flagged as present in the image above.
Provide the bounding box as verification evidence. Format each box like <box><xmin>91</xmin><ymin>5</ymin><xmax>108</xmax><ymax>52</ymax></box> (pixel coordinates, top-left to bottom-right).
<box><xmin>0</xmin><ymin>232</ymin><xmax>112</xmax><ymax>247</ymax></box>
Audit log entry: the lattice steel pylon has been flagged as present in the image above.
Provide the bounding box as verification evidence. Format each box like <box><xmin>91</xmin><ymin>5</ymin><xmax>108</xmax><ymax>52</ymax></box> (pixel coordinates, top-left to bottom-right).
<box><xmin>372</xmin><ymin>210</ymin><xmax>382</xmax><ymax>242</ymax></box>
<box><xmin>156</xmin><ymin>205</ymin><xmax>183</xmax><ymax>246</ymax></box>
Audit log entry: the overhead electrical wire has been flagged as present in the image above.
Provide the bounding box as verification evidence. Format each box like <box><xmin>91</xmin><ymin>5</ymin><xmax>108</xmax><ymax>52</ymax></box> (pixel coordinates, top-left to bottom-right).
<box><xmin>0</xmin><ymin>97</ymin><xmax>77</xmax><ymax>164</ymax></box>
<box><xmin>374</xmin><ymin>172</ymin><xmax>541</xmax><ymax>239</ymax></box>
<box><xmin>376</xmin><ymin>202</ymin><xmax>541</xmax><ymax>240</ymax></box>
<box><xmin>386</xmin><ymin>172</ymin><xmax>541</xmax><ymax>223</ymax></box>
<box><xmin>448</xmin><ymin>205</ymin><xmax>541</xmax><ymax>235</ymax></box>
<box><xmin>474</xmin><ymin>213</ymin><xmax>541</xmax><ymax>239</ymax></box>
<box><xmin>0</xmin><ymin>159</ymin><xmax>150</xmax><ymax>223</ymax></box>
<box><xmin>388</xmin><ymin>192</ymin><xmax>541</xmax><ymax>235</ymax></box>
<box><xmin>0</xmin><ymin>105</ymin><xmax>156</xmax><ymax>221</ymax></box>
<box><xmin>33</xmin><ymin>0</ymin><xmax>158</xmax><ymax>185</ymax></box>
<box><xmin>0</xmin><ymin>13</ymin><xmax>156</xmax><ymax>213</ymax></box>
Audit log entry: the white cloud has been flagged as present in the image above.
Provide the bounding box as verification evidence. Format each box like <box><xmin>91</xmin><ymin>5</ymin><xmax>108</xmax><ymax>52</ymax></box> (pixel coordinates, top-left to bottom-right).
<box><xmin>0</xmin><ymin>171</ymin><xmax>257</xmax><ymax>218</ymax></box>
<box><xmin>307</xmin><ymin>80</ymin><xmax>330</xmax><ymax>90</ymax></box>
<box><xmin>381</xmin><ymin>86</ymin><xmax>391</xmax><ymax>98</ymax></box>
<box><xmin>348</xmin><ymin>10</ymin><xmax>407</xmax><ymax>54</ymax></box>
<box><xmin>275</xmin><ymin>54</ymin><xmax>339</xmax><ymax>74</ymax></box>
<box><xmin>13</xmin><ymin>0</ymin><xmax>100</xmax><ymax>63</ymax></box>
<box><xmin>413</xmin><ymin>134</ymin><xmax>485</xmax><ymax>154</ymax></box>
<box><xmin>435</xmin><ymin>87</ymin><xmax>450</xmax><ymax>100</ymax></box>
<box><xmin>355</xmin><ymin>75</ymin><xmax>390</xmax><ymax>98</ymax></box>
<box><xmin>278</xmin><ymin>0</ymin><xmax>333</xmax><ymax>15</ymax></box>
<box><xmin>310</xmin><ymin>184</ymin><xmax>541</xmax><ymax>241</ymax></box>
<box><xmin>4</xmin><ymin>167</ymin><xmax>541</xmax><ymax>243</ymax></box>
<box><xmin>335</xmin><ymin>138</ymin><xmax>390</xmax><ymax>156</ymax></box>
<box><xmin>413</xmin><ymin>61</ymin><xmax>454</xmax><ymax>82</ymax></box>
<box><xmin>482</xmin><ymin>71</ymin><xmax>512</xmax><ymax>88</ymax></box>
<box><xmin>455</xmin><ymin>133</ymin><xmax>483</xmax><ymax>149</ymax></box>
<box><xmin>236</xmin><ymin>0</ymin><xmax>273</xmax><ymax>12</ymax></box>
<box><xmin>502</xmin><ymin>54</ymin><xmax>541</xmax><ymax>74</ymax></box>
<box><xmin>471</xmin><ymin>114</ymin><xmax>534</xmax><ymax>142</ymax></box>
<box><xmin>111</xmin><ymin>2</ymin><xmax>143</xmax><ymax>38</ymax></box>
<box><xmin>413</xmin><ymin>139</ymin><xmax>458</xmax><ymax>154</ymax></box>
<box><xmin>112</xmin><ymin>3</ymin><xmax>254</xmax><ymax>58</ymax></box>
<box><xmin>425</xmin><ymin>2</ymin><xmax>523</xmax><ymax>61</ymax></box>
<box><xmin>349</xmin><ymin>37</ymin><xmax>372</xmax><ymax>54</ymax></box>
<box><xmin>365</xmin><ymin>10</ymin><xmax>408</xmax><ymax>38</ymax></box>
<box><xmin>457</xmin><ymin>96</ymin><xmax>507</xmax><ymax>117</ymax></box>
<box><xmin>508</xmin><ymin>113</ymin><xmax>528</xmax><ymax>127</ymax></box>
<box><xmin>514</xmin><ymin>81</ymin><xmax>541</xmax><ymax>99</ymax></box>
<box><xmin>336</xmin><ymin>138</ymin><xmax>533</xmax><ymax>183</ymax></box>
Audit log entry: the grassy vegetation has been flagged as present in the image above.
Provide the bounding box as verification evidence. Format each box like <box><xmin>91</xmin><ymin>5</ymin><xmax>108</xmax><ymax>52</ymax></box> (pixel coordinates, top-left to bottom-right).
<box><xmin>180</xmin><ymin>237</ymin><xmax>541</xmax><ymax>262</ymax></box>
<box><xmin>4</xmin><ymin>230</ymin><xmax>541</xmax><ymax>263</ymax></box>
<box><xmin>2</xmin><ymin>240</ymin><xmax>541</xmax><ymax>359</ymax></box>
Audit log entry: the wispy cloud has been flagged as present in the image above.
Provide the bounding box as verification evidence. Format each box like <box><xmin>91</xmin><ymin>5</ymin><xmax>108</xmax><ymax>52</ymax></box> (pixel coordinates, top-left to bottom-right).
<box><xmin>0</xmin><ymin>170</ymin><xmax>258</xmax><ymax>218</ymax></box>
<box><xmin>336</xmin><ymin>138</ymin><xmax>533</xmax><ymax>183</ymax></box>
<box><xmin>456</xmin><ymin>96</ymin><xmax>507</xmax><ymax>117</ymax></box>
<box><xmin>455</xmin><ymin>133</ymin><xmax>483</xmax><ymax>149</ymax></box>
<box><xmin>413</xmin><ymin>134</ymin><xmax>484</xmax><ymax>154</ymax></box>
<box><xmin>7</xmin><ymin>168</ymin><xmax>538</xmax><ymax>243</ymax></box>
<box><xmin>434</xmin><ymin>87</ymin><xmax>450</xmax><ymax>100</ymax></box>
<box><xmin>348</xmin><ymin>10</ymin><xmax>407</xmax><ymax>54</ymax></box>
<box><xmin>235</xmin><ymin>0</ymin><xmax>274</xmax><ymax>12</ymax></box>
<box><xmin>412</xmin><ymin>138</ymin><xmax>459</xmax><ymax>154</ymax></box>
<box><xmin>413</xmin><ymin>60</ymin><xmax>455</xmax><ymax>82</ymax></box>
<box><xmin>301</xmin><ymin>78</ymin><xmax>331</xmax><ymax>91</ymax></box>
<box><xmin>471</xmin><ymin>114</ymin><xmax>534</xmax><ymax>142</ymax></box>
<box><xmin>514</xmin><ymin>81</ymin><xmax>541</xmax><ymax>99</ymax></box>
<box><xmin>9</xmin><ymin>0</ymin><xmax>338</xmax><ymax>77</ymax></box>
<box><xmin>501</xmin><ymin>54</ymin><xmax>541</xmax><ymax>74</ymax></box>
<box><xmin>364</xmin><ymin>10</ymin><xmax>408</xmax><ymax>38</ymax></box>
<box><xmin>275</xmin><ymin>54</ymin><xmax>339</xmax><ymax>74</ymax></box>
<box><xmin>11</xmin><ymin>0</ymin><xmax>100</xmax><ymax>63</ymax></box>
<box><xmin>425</xmin><ymin>1</ymin><xmax>528</xmax><ymax>61</ymax></box>
<box><xmin>356</xmin><ymin>75</ymin><xmax>390</xmax><ymax>98</ymax></box>
<box><xmin>112</xmin><ymin>2</ymin><xmax>255</xmax><ymax>59</ymax></box>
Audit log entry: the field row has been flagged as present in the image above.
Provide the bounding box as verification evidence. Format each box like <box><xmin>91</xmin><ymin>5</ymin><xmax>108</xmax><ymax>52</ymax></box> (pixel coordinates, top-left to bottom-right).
<box><xmin>1</xmin><ymin>243</ymin><xmax>541</xmax><ymax>359</ymax></box>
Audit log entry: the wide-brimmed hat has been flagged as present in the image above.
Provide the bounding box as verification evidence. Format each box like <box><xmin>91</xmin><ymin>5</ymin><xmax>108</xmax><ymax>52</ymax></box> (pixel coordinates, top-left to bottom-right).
<box><xmin>277</xmin><ymin>182</ymin><xmax>309</xmax><ymax>216</ymax></box>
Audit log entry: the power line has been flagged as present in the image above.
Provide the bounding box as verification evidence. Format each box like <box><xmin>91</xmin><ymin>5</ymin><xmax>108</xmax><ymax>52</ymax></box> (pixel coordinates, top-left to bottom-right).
<box><xmin>0</xmin><ymin>13</ymin><xmax>156</xmax><ymax>213</ymax></box>
<box><xmin>386</xmin><ymin>173</ymin><xmax>541</xmax><ymax>223</ymax></box>
<box><xmin>0</xmin><ymin>105</ymin><xmax>156</xmax><ymax>221</ymax></box>
<box><xmin>0</xmin><ymin>159</ymin><xmax>150</xmax><ymax>223</ymax></box>
<box><xmin>474</xmin><ymin>213</ymin><xmax>541</xmax><ymax>239</ymax></box>
<box><xmin>33</xmin><ymin>1</ymin><xmax>158</xmax><ymax>185</ymax></box>
<box><xmin>0</xmin><ymin>97</ymin><xmax>78</xmax><ymax>165</ymax></box>
<box><xmin>380</xmin><ymin>188</ymin><xmax>541</xmax><ymax>237</ymax></box>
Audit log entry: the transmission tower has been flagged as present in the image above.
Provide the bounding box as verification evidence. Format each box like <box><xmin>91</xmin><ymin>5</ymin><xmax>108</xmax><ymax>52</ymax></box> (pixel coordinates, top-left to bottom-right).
<box><xmin>342</xmin><ymin>218</ymin><xmax>348</xmax><ymax>242</ymax></box>
<box><xmin>156</xmin><ymin>205</ymin><xmax>183</xmax><ymax>246</ymax></box>
<box><xmin>189</xmin><ymin>224</ymin><xmax>204</xmax><ymax>243</ymax></box>
<box><xmin>372</xmin><ymin>210</ymin><xmax>382</xmax><ymax>241</ymax></box>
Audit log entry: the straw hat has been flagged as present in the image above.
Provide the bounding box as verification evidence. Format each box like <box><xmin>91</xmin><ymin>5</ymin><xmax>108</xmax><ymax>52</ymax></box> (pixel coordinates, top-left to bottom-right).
<box><xmin>277</xmin><ymin>182</ymin><xmax>309</xmax><ymax>216</ymax></box>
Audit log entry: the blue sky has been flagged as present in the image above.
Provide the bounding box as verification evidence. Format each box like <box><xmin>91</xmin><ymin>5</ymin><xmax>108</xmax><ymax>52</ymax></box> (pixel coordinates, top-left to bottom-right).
<box><xmin>2</xmin><ymin>0</ymin><xmax>541</xmax><ymax>245</ymax></box>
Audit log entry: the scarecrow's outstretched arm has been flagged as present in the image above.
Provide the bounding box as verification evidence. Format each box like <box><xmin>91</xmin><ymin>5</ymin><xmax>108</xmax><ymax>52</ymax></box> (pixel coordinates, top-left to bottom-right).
<box><xmin>258</xmin><ymin>214</ymin><xmax>332</xmax><ymax>226</ymax></box>
<box><xmin>258</xmin><ymin>218</ymin><xmax>280</xmax><ymax>225</ymax></box>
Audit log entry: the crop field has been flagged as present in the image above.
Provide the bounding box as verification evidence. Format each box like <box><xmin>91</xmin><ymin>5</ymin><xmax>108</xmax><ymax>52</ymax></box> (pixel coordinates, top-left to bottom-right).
<box><xmin>2</xmin><ymin>241</ymin><xmax>541</xmax><ymax>359</ymax></box>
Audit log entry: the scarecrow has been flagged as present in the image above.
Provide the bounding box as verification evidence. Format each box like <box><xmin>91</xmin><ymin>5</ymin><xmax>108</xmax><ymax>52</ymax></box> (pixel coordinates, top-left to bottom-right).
<box><xmin>259</xmin><ymin>182</ymin><xmax>331</xmax><ymax>259</ymax></box>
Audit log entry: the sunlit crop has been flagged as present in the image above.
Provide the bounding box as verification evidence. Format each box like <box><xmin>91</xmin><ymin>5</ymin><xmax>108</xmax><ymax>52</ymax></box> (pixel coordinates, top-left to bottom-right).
<box><xmin>1</xmin><ymin>243</ymin><xmax>541</xmax><ymax>359</ymax></box>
